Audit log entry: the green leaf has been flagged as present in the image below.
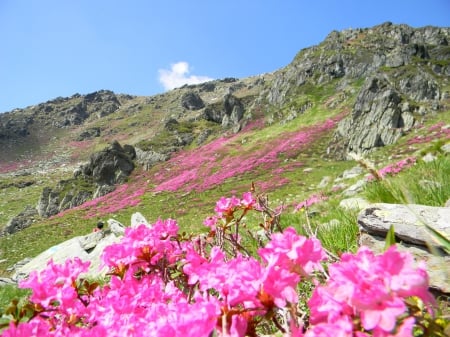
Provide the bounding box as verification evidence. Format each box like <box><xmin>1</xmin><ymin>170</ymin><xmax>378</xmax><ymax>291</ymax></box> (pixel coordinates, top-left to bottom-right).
<box><xmin>424</xmin><ymin>223</ymin><xmax>450</xmax><ymax>255</ymax></box>
<box><xmin>384</xmin><ymin>224</ymin><xmax>396</xmax><ymax>251</ymax></box>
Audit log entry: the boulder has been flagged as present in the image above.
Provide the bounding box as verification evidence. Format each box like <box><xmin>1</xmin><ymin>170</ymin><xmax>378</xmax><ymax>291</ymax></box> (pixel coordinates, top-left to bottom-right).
<box><xmin>83</xmin><ymin>90</ymin><xmax>121</xmax><ymax>118</ymax></box>
<box><xmin>203</xmin><ymin>94</ymin><xmax>244</xmax><ymax>128</ymax></box>
<box><xmin>36</xmin><ymin>187</ymin><xmax>61</xmax><ymax>217</ymax></box>
<box><xmin>13</xmin><ymin>230</ymin><xmax>121</xmax><ymax>281</ymax></box>
<box><xmin>76</xmin><ymin>127</ymin><xmax>101</xmax><ymax>141</ymax></box>
<box><xmin>135</xmin><ymin>148</ymin><xmax>169</xmax><ymax>170</ymax></box>
<box><xmin>333</xmin><ymin>76</ymin><xmax>412</xmax><ymax>155</ymax></box>
<box><xmin>342</xmin><ymin>179</ymin><xmax>367</xmax><ymax>197</ymax></box>
<box><xmin>0</xmin><ymin>277</ymin><xmax>15</xmax><ymax>286</ymax></box>
<box><xmin>131</xmin><ymin>212</ymin><xmax>150</xmax><ymax>227</ymax></box>
<box><xmin>107</xmin><ymin>219</ymin><xmax>126</xmax><ymax>236</ymax></box>
<box><xmin>358</xmin><ymin>203</ymin><xmax>450</xmax><ymax>246</ymax></box>
<box><xmin>335</xmin><ymin>166</ymin><xmax>364</xmax><ymax>181</ymax></box>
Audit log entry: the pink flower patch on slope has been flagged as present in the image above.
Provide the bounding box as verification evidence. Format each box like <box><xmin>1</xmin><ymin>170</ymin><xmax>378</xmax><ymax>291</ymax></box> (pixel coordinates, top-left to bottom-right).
<box><xmin>153</xmin><ymin>117</ymin><xmax>342</xmax><ymax>193</ymax></box>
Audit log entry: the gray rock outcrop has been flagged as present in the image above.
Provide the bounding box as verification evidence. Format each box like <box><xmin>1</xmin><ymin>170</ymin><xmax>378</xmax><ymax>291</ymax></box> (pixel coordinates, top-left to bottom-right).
<box><xmin>203</xmin><ymin>94</ymin><xmax>244</xmax><ymax>129</ymax></box>
<box><xmin>36</xmin><ymin>141</ymin><xmax>135</xmax><ymax>218</ymax></box>
<box><xmin>135</xmin><ymin>148</ymin><xmax>169</xmax><ymax>170</ymax></box>
<box><xmin>358</xmin><ymin>203</ymin><xmax>450</xmax><ymax>293</ymax></box>
<box><xmin>2</xmin><ymin>205</ymin><xmax>38</xmax><ymax>235</ymax></box>
<box><xmin>262</xmin><ymin>22</ymin><xmax>449</xmax><ymax>157</ymax></box>
<box><xmin>10</xmin><ymin>213</ymin><xmax>142</xmax><ymax>282</ymax></box>
<box><xmin>80</xmin><ymin>140</ymin><xmax>135</xmax><ymax>186</ymax></box>
<box><xmin>332</xmin><ymin>75</ymin><xmax>413</xmax><ymax>155</ymax></box>
<box><xmin>181</xmin><ymin>92</ymin><xmax>205</xmax><ymax>110</ymax></box>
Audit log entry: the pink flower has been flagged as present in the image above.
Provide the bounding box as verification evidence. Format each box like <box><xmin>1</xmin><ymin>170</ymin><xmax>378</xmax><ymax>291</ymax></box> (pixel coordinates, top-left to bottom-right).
<box><xmin>204</xmin><ymin>215</ymin><xmax>218</xmax><ymax>231</ymax></box>
<box><xmin>308</xmin><ymin>246</ymin><xmax>432</xmax><ymax>334</ymax></box>
<box><xmin>20</xmin><ymin>258</ymin><xmax>90</xmax><ymax>309</ymax></box>
<box><xmin>258</xmin><ymin>227</ymin><xmax>327</xmax><ymax>276</ymax></box>
<box><xmin>294</xmin><ymin>194</ymin><xmax>328</xmax><ymax>212</ymax></box>
<box><xmin>240</xmin><ymin>192</ymin><xmax>256</xmax><ymax>209</ymax></box>
<box><xmin>215</xmin><ymin>196</ymin><xmax>241</xmax><ymax>217</ymax></box>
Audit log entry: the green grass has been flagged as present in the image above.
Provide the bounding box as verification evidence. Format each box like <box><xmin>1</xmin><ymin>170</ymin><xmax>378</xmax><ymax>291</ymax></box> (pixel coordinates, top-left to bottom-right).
<box><xmin>0</xmin><ymin>284</ymin><xmax>30</xmax><ymax>313</ymax></box>
<box><xmin>364</xmin><ymin>155</ymin><xmax>450</xmax><ymax>206</ymax></box>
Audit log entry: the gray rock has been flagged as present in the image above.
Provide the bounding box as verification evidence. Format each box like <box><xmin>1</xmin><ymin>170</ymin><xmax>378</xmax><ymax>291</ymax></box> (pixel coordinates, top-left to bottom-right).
<box><xmin>440</xmin><ymin>143</ymin><xmax>450</xmax><ymax>154</ymax></box>
<box><xmin>135</xmin><ymin>147</ymin><xmax>169</xmax><ymax>170</ymax></box>
<box><xmin>13</xmin><ymin>231</ymin><xmax>121</xmax><ymax>281</ymax></box>
<box><xmin>82</xmin><ymin>140</ymin><xmax>135</xmax><ymax>186</ymax></box>
<box><xmin>332</xmin><ymin>76</ymin><xmax>409</xmax><ymax>156</ymax></box>
<box><xmin>131</xmin><ymin>212</ymin><xmax>150</xmax><ymax>228</ymax></box>
<box><xmin>14</xmin><ymin>237</ymin><xmax>89</xmax><ymax>281</ymax></box>
<box><xmin>335</xmin><ymin>166</ymin><xmax>363</xmax><ymax>181</ymax></box>
<box><xmin>93</xmin><ymin>185</ymin><xmax>116</xmax><ymax>199</ymax></box>
<box><xmin>0</xmin><ymin>277</ymin><xmax>16</xmax><ymax>286</ymax></box>
<box><xmin>6</xmin><ymin>257</ymin><xmax>32</xmax><ymax>272</ymax></box>
<box><xmin>358</xmin><ymin>203</ymin><xmax>450</xmax><ymax>246</ymax></box>
<box><xmin>317</xmin><ymin>176</ymin><xmax>331</xmax><ymax>189</ymax></box>
<box><xmin>76</xmin><ymin>127</ymin><xmax>101</xmax><ymax>141</ymax></box>
<box><xmin>79</xmin><ymin>230</ymin><xmax>107</xmax><ymax>251</ymax></box>
<box><xmin>83</xmin><ymin>234</ymin><xmax>121</xmax><ymax>273</ymax></box>
<box><xmin>2</xmin><ymin>205</ymin><xmax>38</xmax><ymax>235</ymax></box>
<box><xmin>36</xmin><ymin>187</ymin><xmax>61</xmax><ymax>217</ymax></box>
<box><xmin>181</xmin><ymin>92</ymin><xmax>205</xmax><ymax>110</ymax></box>
<box><xmin>342</xmin><ymin>179</ymin><xmax>367</xmax><ymax>197</ymax></box>
<box><xmin>339</xmin><ymin>197</ymin><xmax>370</xmax><ymax>210</ymax></box>
<box><xmin>203</xmin><ymin>94</ymin><xmax>244</xmax><ymax>128</ymax></box>
<box><xmin>107</xmin><ymin>219</ymin><xmax>126</xmax><ymax>236</ymax></box>
<box><xmin>422</xmin><ymin>153</ymin><xmax>437</xmax><ymax>163</ymax></box>
<box><xmin>360</xmin><ymin>233</ymin><xmax>449</xmax><ymax>294</ymax></box>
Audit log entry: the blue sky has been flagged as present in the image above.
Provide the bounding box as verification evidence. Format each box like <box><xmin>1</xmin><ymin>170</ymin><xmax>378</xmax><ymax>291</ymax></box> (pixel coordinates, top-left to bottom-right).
<box><xmin>0</xmin><ymin>0</ymin><xmax>449</xmax><ymax>113</ymax></box>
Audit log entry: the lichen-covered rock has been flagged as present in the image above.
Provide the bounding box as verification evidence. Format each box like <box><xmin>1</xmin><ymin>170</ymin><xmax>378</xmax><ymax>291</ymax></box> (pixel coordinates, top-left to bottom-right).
<box><xmin>331</xmin><ymin>75</ymin><xmax>414</xmax><ymax>156</ymax></box>
<box><xmin>359</xmin><ymin>233</ymin><xmax>449</xmax><ymax>294</ymax></box>
<box><xmin>358</xmin><ymin>203</ymin><xmax>450</xmax><ymax>246</ymax></box>
<box><xmin>81</xmin><ymin>140</ymin><xmax>135</xmax><ymax>185</ymax></box>
<box><xmin>135</xmin><ymin>147</ymin><xmax>169</xmax><ymax>170</ymax></box>
<box><xmin>203</xmin><ymin>94</ymin><xmax>244</xmax><ymax>128</ymax></box>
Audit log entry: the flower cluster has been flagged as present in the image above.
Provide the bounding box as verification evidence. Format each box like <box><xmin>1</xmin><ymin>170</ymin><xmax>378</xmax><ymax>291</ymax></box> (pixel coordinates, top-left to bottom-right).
<box><xmin>367</xmin><ymin>157</ymin><xmax>416</xmax><ymax>181</ymax></box>
<box><xmin>294</xmin><ymin>193</ymin><xmax>328</xmax><ymax>212</ymax></box>
<box><xmin>2</xmin><ymin>192</ymin><xmax>441</xmax><ymax>337</ymax></box>
<box><xmin>306</xmin><ymin>246</ymin><xmax>432</xmax><ymax>336</ymax></box>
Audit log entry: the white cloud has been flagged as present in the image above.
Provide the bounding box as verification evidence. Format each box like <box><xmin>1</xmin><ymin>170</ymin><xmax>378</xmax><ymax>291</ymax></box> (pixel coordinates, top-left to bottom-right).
<box><xmin>158</xmin><ymin>61</ymin><xmax>214</xmax><ymax>90</ymax></box>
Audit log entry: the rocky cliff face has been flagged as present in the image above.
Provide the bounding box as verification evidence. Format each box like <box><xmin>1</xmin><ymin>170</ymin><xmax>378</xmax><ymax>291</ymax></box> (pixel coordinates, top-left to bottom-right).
<box><xmin>35</xmin><ymin>141</ymin><xmax>135</xmax><ymax>220</ymax></box>
<box><xmin>265</xmin><ymin>22</ymin><xmax>450</xmax><ymax>157</ymax></box>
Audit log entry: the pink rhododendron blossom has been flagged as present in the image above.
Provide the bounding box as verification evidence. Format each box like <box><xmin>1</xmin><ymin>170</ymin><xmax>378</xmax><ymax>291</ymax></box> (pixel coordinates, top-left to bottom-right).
<box><xmin>204</xmin><ymin>215</ymin><xmax>218</xmax><ymax>230</ymax></box>
<box><xmin>240</xmin><ymin>191</ymin><xmax>256</xmax><ymax>209</ymax></box>
<box><xmin>20</xmin><ymin>257</ymin><xmax>90</xmax><ymax>309</ymax></box>
<box><xmin>308</xmin><ymin>245</ymin><xmax>431</xmax><ymax>334</ymax></box>
<box><xmin>184</xmin><ymin>246</ymin><xmax>263</xmax><ymax>308</ymax></box>
<box><xmin>215</xmin><ymin>195</ymin><xmax>241</xmax><ymax>217</ymax></box>
<box><xmin>3</xmin><ymin>191</ymin><xmax>438</xmax><ymax>337</ymax></box>
<box><xmin>258</xmin><ymin>227</ymin><xmax>327</xmax><ymax>276</ymax></box>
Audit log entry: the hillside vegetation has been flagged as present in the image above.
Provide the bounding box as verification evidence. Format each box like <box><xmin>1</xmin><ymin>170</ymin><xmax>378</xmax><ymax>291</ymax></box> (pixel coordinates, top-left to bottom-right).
<box><xmin>0</xmin><ymin>22</ymin><xmax>449</xmax><ymax>278</ymax></box>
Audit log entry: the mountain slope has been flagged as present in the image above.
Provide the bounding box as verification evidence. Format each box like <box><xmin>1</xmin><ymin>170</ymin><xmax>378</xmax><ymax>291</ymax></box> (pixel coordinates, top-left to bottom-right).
<box><xmin>0</xmin><ymin>22</ymin><xmax>449</xmax><ymax>275</ymax></box>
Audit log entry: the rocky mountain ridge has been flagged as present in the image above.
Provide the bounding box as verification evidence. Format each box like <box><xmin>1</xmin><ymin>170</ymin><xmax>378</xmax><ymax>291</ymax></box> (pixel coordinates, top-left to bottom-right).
<box><xmin>1</xmin><ymin>21</ymin><xmax>449</xmax><ymax>236</ymax></box>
